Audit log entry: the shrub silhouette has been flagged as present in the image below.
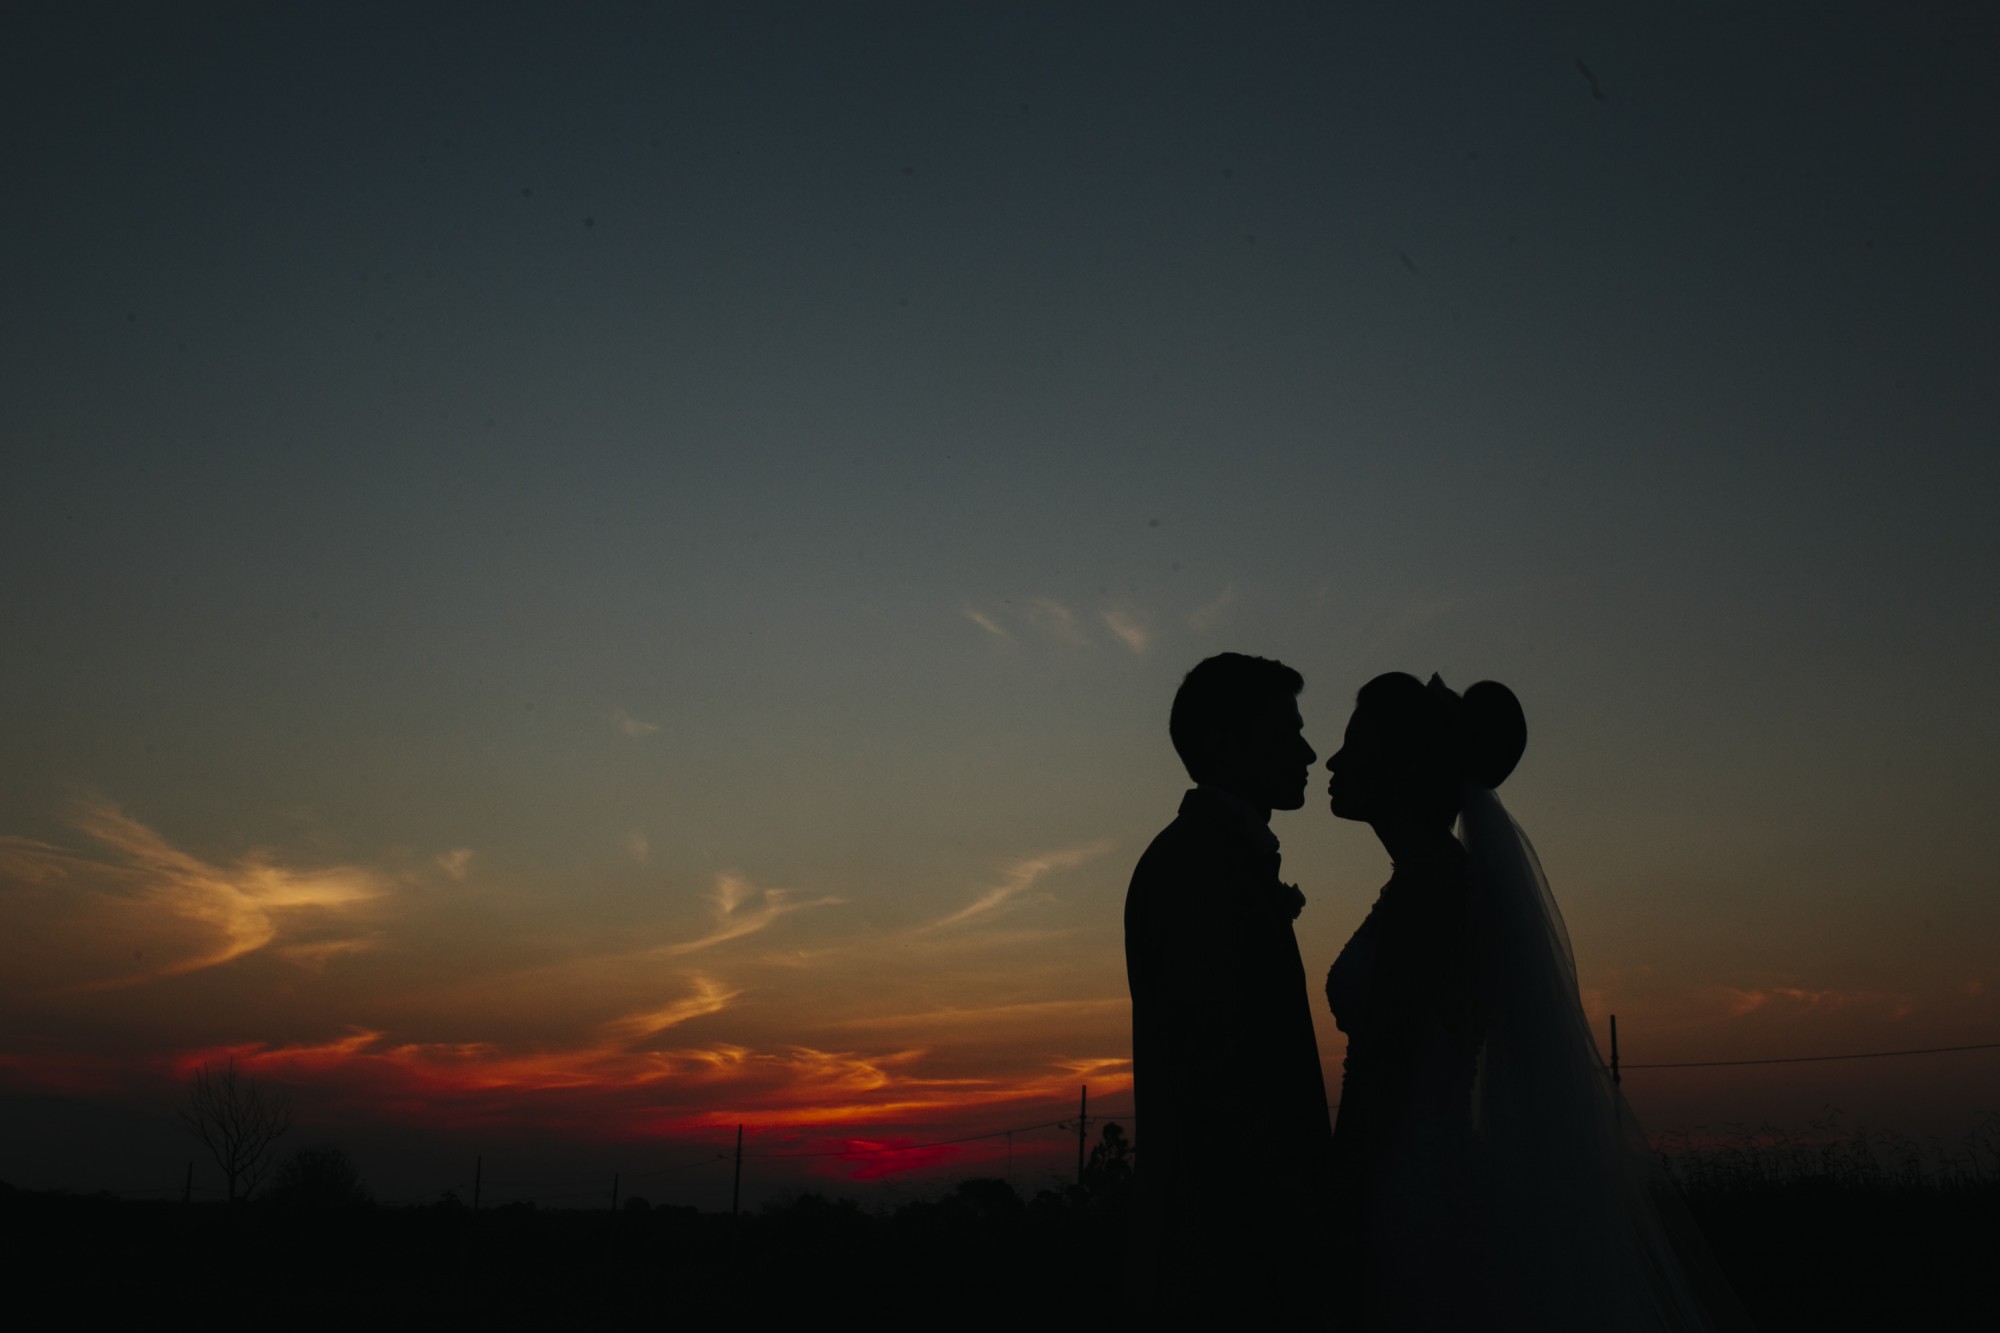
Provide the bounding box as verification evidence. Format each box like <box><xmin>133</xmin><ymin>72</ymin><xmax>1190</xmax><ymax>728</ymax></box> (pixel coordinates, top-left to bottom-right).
<box><xmin>265</xmin><ymin>1144</ymin><xmax>370</xmax><ymax>1208</ymax></box>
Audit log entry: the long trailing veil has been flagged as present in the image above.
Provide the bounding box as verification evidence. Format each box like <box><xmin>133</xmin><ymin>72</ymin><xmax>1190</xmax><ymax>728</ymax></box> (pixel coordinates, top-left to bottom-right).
<box><xmin>1460</xmin><ymin>786</ymin><xmax>1753</xmax><ymax>1332</ymax></box>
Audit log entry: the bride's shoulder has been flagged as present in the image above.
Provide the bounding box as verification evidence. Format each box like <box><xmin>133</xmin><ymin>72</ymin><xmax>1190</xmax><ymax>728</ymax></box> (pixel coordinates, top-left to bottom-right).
<box><xmin>1396</xmin><ymin>836</ymin><xmax>1469</xmax><ymax>883</ymax></box>
<box><xmin>1385</xmin><ymin>839</ymin><xmax>1470</xmax><ymax>919</ymax></box>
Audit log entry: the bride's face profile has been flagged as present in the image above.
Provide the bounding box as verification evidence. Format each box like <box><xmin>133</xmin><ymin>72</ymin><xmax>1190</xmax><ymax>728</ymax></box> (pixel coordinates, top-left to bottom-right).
<box><xmin>1326</xmin><ymin>686</ymin><xmax>1451</xmax><ymax>828</ymax></box>
<box><xmin>1326</xmin><ymin>705</ymin><xmax>1394</xmax><ymax>822</ymax></box>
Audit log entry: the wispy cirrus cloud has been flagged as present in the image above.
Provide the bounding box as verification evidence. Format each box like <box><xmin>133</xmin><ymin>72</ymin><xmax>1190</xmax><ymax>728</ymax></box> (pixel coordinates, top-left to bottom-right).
<box><xmin>275</xmin><ymin>937</ymin><xmax>382</xmax><ymax>971</ymax></box>
<box><xmin>0</xmin><ymin>799</ymin><xmax>388</xmax><ymax>992</ymax></box>
<box><xmin>828</xmin><ymin>998</ymin><xmax>1127</xmax><ymax>1031</ymax></box>
<box><xmin>611</xmin><ymin>709</ymin><xmax>660</xmax><ymax>737</ymax></box>
<box><xmin>170</xmin><ymin>974</ymin><xmax>746</xmax><ymax>1103</ymax></box>
<box><xmin>1025</xmin><ymin>598</ymin><xmax>1087</xmax><ymax>645</ymax></box>
<box><xmin>965</xmin><ymin>596</ymin><xmax>1157</xmax><ymax>654</ymax></box>
<box><xmin>1100</xmin><ymin>609</ymin><xmax>1149</xmax><ymax>654</ymax></box>
<box><xmin>1720</xmin><ymin>985</ymin><xmax>1916</xmax><ymax>1020</ymax></box>
<box><xmin>1185</xmin><ymin>583</ymin><xmax>1237</xmax><ymax>631</ymax></box>
<box><xmin>962</xmin><ymin>605</ymin><xmax>1012</xmax><ymax>640</ymax></box>
<box><xmin>602</xmin><ymin>974</ymin><xmax>743</xmax><ymax>1042</ymax></box>
<box><xmin>663</xmin><ymin>873</ymin><xmax>844</xmax><ymax>956</ymax></box>
<box><xmin>1</xmin><ymin>801</ymin><xmax>1132</xmax><ymax>1186</ymax></box>
<box><xmin>923</xmin><ymin>840</ymin><xmax>1116</xmax><ymax>932</ymax></box>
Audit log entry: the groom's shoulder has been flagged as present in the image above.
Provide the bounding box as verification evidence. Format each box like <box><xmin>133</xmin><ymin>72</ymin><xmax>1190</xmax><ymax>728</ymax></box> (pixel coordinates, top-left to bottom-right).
<box><xmin>1127</xmin><ymin>800</ymin><xmax>1236</xmax><ymax>906</ymax></box>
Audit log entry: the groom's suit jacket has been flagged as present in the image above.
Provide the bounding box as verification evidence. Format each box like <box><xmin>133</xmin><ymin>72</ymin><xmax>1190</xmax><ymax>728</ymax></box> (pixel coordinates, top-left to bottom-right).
<box><xmin>1124</xmin><ymin>787</ymin><xmax>1333</xmax><ymax>1290</ymax></box>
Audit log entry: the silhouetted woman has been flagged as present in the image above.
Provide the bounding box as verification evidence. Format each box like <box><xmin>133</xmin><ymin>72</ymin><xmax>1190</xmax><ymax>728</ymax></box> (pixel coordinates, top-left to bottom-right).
<box><xmin>1324</xmin><ymin>672</ymin><xmax>1750</xmax><ymax>1331</ymax></box>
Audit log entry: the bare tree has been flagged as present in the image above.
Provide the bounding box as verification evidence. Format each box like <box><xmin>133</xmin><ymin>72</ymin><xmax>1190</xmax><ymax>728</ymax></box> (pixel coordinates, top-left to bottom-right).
<box><xmin>177</xmin><ymin>1058</ymin><xmax>293</xmax><ymax>1203</ymax></box>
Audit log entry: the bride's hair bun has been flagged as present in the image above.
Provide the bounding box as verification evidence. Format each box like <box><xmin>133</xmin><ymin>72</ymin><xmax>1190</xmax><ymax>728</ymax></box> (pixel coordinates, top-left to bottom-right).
<box><xmin>1357</xmin><ymin>671</ymin><xmax>1527</xmax><ymax>803</ymax></box>
<box><xmin>1458</xmin><ymin>679</ymin><xmax>1526</xmax><ymax>789</ymax></box>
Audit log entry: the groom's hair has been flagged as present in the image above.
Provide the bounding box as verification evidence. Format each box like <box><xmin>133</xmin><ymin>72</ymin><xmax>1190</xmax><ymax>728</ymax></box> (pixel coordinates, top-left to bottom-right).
<box><xmin>1170</xmin><ymin>653</ymin><xmax>1305</xmax><ymax>782</ymax></box>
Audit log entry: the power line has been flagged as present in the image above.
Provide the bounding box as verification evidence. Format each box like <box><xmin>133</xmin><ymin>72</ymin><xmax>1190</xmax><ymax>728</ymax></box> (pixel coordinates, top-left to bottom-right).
<box><xmin>1624</xmin><ymin>1040</ymin><xmax>2000</xmax><ymax>1071</ymax></box>
<box><xmin>627</xmin><ymin>1154</ymin><xmax>731</xmax><ymax>1180</ymax></box>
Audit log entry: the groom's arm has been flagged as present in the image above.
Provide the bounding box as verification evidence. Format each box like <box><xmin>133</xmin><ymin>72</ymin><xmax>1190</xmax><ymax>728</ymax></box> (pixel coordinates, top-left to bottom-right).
<box><xmin>1132</xmin><ymin>846</ymin><xmax>1264</xmax><ymax>1138</ymax></box>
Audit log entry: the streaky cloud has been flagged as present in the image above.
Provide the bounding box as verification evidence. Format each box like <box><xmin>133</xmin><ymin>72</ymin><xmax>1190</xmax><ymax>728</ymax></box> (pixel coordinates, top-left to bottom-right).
<box><xmin>603</xmin><ymin>974</ymin><xmax>742</xmax><ymax>1042</ymax></box>
<box><xmin>1185</xmin><ymin>583</ymin><xmax>1238</xmax><ymax>631</ymax></box>
<box><xmin>961</xmin><ymin>605</ymin><xmax>1012</xmax><ymax>640</ymax></box>
<box><xmin>1719</xmin><ymin>984</ymin><xmax>1915</xmax><ymax>1020</ymax></box>
<box><xmin>1</xmin><ymin>799</ymin><xmax>389</xmax><ymax>990</ymax></box>
<box><xmin>1025</xmin><ymin>597</ymin><xmax>1086</xmax><ymax>646</ymax></box>
<box><xmin>611</xmin><ymin>709</ymin><xmax>660</xmax><ymax>737</ymax></box>
<box><xmin>827</xmin><ymin>998</ymin><xmax>1128</xmax><ymax>1031</ymax></box>
<box><xmin>922</xmin><ymin>840</ymin><xmax>1116</xmax><ymax>932</ymax></box>
<box><xmin>274</xmin><ymin>937</ymin><xmax>382</xmax><ymax>970</ymax></box>
<box><xmin>662</xmin><ymin>872</ymin><xmax>844</xmax><ymax>956</ymax></box>
<box><xmin>1100</xmin><ymin>609</ymin><xmax>1149</xmax><ymax>654</ymax></box>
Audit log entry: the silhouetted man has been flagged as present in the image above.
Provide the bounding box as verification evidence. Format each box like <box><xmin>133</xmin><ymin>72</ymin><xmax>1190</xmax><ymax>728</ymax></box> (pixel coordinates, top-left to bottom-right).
<box><xmin>1124</xmin><ymin>653</ymin><xmax>1333</xmax><ymax>1310</ymax></box>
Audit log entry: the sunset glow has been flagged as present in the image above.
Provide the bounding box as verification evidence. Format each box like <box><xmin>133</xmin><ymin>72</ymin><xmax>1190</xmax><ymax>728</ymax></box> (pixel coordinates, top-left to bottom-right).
<box><xmin>4</xmin><ymin>3</ymin><xmax>1996</xmax><ymax>1209</ymax></box>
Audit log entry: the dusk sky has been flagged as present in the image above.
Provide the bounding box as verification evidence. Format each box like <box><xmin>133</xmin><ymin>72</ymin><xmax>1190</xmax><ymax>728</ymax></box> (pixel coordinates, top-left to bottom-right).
<box><xmin>4</xmin><ymin>2</ymin><xmax>1996</xmax><ymax>1208</ymax></box>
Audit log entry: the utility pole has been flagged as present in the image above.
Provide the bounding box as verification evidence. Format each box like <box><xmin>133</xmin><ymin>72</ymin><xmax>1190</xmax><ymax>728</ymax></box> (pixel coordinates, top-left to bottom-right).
<box><xmin>731</xmin><ymin>1124</ymin><xmax>744</xmax><ymax>1217</ymax></box>
<box><xmin>1609</xmin><ymin>1014</ymin><xmax>1623</xmax><ymax>1133</ymax></box>
<box><xmin>473</xmin><ymin>1154</ymin><xmax>483</xmax><ymax>1210</ymax></box>
<box><xmin>1075</xmin><ymin>1085</ymin><xmax>1088</xmax><ymax>1188</ymax></box>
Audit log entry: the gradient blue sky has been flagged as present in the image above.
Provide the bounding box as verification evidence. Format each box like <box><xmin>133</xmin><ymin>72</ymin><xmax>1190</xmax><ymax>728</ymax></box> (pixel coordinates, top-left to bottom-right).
<box><xmin>3</xmin><ymin>2</ymin><xmax>1996</xmax><ymax>1205</ymax></box>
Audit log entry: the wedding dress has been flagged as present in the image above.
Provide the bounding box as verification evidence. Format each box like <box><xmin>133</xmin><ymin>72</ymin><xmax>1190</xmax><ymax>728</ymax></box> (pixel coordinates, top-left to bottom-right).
<box><xmin>1328</xmin><ymin>787</ymin><xmax>1752</xmax><ymax>1330</ymax></box>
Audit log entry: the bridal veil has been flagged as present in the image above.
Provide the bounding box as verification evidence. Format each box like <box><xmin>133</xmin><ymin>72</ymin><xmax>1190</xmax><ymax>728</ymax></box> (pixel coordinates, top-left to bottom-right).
<box><xmin>1461</xmin><ymin>786</ymin><xmax>1753</xmax><ymax>1331</ymax></box>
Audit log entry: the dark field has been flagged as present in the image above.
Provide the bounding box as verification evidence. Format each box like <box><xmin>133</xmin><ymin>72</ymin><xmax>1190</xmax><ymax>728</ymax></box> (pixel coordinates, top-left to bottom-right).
<box><xmin>8</xmin><ymin>1170</ymin><xmax>1994</xmax><ymax>1328</ymax></box>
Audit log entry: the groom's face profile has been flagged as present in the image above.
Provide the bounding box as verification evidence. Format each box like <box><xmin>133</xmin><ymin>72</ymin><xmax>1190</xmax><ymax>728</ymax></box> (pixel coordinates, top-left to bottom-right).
<box><xmin>1213</xmin><ymin>697</ymin><xmax>1317</xmax><ymax>813</ymax></box>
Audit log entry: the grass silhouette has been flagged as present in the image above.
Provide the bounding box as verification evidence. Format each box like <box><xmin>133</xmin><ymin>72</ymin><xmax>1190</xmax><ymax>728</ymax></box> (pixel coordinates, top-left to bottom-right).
<box><xmin>7</xmin><ymin>1118</ymin><xmax>1995</xmax><ymax>1326</ymax></box>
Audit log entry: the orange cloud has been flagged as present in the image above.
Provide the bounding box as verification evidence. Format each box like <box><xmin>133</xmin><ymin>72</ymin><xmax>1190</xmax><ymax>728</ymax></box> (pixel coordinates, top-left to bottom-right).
<box><xmin>961</xmin><ymin>605</ymin><xmax>1012</xmax><ymax>641</ymax></box>
<box><xmin>1719</xmin><ymin>985</ymin><xmax>1914</xmax><ymax>1019</ymax></box>
<box><xmin>828</xmin><ymin>998</ymin><xmax>1127</xmax><ymax>1032</ymax></box>
<box><xmin>1</xmin><ymin>801</ymin><xmax>1135</xmax><ymax>1185</ymax></box>
<box><xmin>922</xmin><ymin>842</ymin><xmax>1115</xmax><ymax>932</ymax></box>
<box><xmin>0</xmin><ymin>799</ymin><xmax>388</xmax><ymax>993</ymax></box>
<box><xmin>1100</xmin><ymin>609</ymin><xmax>1149</xmax><ymax>654</ymax></box>
<box><xmin>602</xmin><ymin>975</ymin><xmax>744</xmax><ymax>1042</ymax></box>
<box><xmin>662</xmin><ymin>873</ymin><xmax>843</xmax><ymax>955</ymax></box>
<box><xmin>147</xmin><ymin>1017</ymin><xmax>1129</xmax><ymax>1155</ymax></box>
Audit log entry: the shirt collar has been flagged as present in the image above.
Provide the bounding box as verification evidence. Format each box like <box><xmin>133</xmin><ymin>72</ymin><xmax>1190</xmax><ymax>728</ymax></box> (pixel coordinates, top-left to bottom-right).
<box><xmin>1189</xmin><ymin>784</ymin><xmax>1282</xmax><ymax>856</ymax></box>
